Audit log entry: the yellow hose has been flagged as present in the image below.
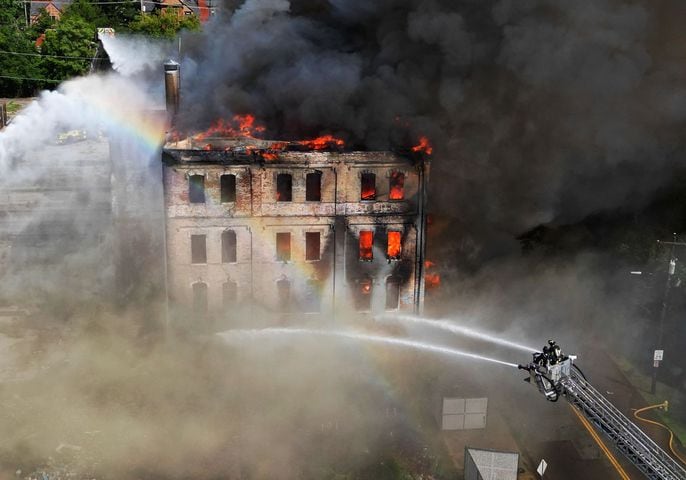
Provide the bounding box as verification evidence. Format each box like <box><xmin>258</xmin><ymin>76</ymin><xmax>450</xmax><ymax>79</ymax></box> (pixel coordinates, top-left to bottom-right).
<box><xmin>632</xmin><ymin>402</ymin><xmax>686</xmax><ymax>466</ymax></box>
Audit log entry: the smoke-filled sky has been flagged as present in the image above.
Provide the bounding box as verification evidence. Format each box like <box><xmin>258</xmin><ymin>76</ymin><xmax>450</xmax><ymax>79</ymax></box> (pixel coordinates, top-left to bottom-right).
<box><xmin>178</xmin><ymin>0</ymin><xmax>686</xmax><ymax>244</ymax></box>
<box><xmin>1</xmin><ymin>2</ymin><xmax>686</xmax><ymax>478</ymax></box>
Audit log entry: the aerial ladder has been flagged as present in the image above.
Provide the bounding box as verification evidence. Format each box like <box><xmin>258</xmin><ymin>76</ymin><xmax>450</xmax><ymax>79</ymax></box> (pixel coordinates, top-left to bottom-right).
<box><xmin>519</xmin><ymin>341</ymin><xmax>686</xmax><ymax>480</ymax></box>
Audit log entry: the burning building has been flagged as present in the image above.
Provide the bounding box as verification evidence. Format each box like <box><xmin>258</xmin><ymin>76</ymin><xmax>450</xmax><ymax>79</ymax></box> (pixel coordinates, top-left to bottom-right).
<box><xmin>161</xmin><ymin>64</ymin><xmax>430</xmax><ymax>326</ymax></box>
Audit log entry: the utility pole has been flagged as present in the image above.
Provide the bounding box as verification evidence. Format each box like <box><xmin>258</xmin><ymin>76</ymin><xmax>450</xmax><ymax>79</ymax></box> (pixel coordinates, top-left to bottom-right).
<box><xmin>650</xmin><ymin>234</ymin><xmax>686</xmax><ymax>394</ymax></box>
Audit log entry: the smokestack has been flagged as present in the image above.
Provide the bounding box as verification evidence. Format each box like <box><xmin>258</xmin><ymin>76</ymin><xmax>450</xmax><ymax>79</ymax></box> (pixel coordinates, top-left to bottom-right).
<box><xmin>164</xmin><ymin>59</ymin><xmax>180</xmax><ymax>119</ymax></box>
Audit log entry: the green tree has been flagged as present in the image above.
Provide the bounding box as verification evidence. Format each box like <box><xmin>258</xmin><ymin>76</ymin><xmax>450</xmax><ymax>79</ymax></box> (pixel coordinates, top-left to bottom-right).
<box><xmin>41</xmin><ymin>14</ymin><xmax>96</xmax><ymax>80</ymax></box>
<box><xmin>27</xmin><ymin>8</ymin><xmax>56</xmax><ymax>40</ymax></box>
<box><xmin>0</xmin><ymin>25</ymin><xmax>45</xmax><ymax>95</ymax></box>
<box><xmin>128</xmin><ymin>9</ymin><xmax>200</xmax><ymax>38</ymax></box>
<box><xmin>99</xmin><ymin>1</ymin><xmax>140</xmax><ymax>30</ymax></box>
<box><xmin>61</xmin><ymin>0</ymin><xmax>107</xmax><ymax>26</ymax></box>
<box><xmin>0</xmin><ymin>0</ymin><xmax>25</xmax><ymax>26</ymax></box>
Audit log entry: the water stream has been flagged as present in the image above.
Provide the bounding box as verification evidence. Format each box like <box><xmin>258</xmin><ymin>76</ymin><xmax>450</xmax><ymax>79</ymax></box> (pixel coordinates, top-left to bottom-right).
<box><xmin>218</xmin><ymin>327</ymin><xmax>519</xmax><ymax>368</ymax></box>
<box><xmin>377</xmin><ymin>313</ymin><xmax>537</xmax><ymax>353</ymax></box>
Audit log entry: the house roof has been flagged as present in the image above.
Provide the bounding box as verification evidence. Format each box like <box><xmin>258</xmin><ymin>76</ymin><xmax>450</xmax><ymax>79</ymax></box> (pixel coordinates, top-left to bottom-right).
<box><xmin>29</xmin><ymin>0</ymin><xmax>71</xmax><ymax>18</ymax></box>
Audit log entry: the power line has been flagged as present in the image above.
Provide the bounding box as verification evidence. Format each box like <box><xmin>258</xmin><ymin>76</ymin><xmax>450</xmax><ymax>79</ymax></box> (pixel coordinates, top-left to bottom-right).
<box><xmin>0</xmin><ymin>49</ymin><xmax>102</xmax><ymax>60</ymax></box>
<box><xmin>0</xmin><ymin>74</ymin><xmax>61</xmax><ymax>83</ymax></box>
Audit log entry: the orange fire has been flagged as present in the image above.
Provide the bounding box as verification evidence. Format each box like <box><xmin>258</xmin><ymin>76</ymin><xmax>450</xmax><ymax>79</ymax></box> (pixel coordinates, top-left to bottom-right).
<box><xmin>295</xmin><ymin>135</ymin><xmax>345</xmax><ymax>150</ymax></box>
<box><xmin>389</xmin><ymin>171</ymin><xmax>404</xmax><ymax>200</ymax></box>
<box><xmin>424</xmin><ymin>260</ymin><xmax>440</xmax><ymax>288</ymax></box>
<box><xmin>359</xmin><ymin>231</ymin><xmax>373</xmax><ymax>260</ymax></box>
<box><xmin>387</xmin><ymin>231</ymin><xmax>401</xmax><ymax>259</ymax></box>
<box><xmin>196</xmin><ymin>114</ymin><xmax>266</xmax><ymax>140</ymax></box>
<box><xmin>412</xmin><ymin>136</ymin><xmax>433</xmax><ymax>155</ymax></box>
<box><xmin>261</xmin><ymin>152</ymin><xmax>279</xmax><ymax>161</ymax></box>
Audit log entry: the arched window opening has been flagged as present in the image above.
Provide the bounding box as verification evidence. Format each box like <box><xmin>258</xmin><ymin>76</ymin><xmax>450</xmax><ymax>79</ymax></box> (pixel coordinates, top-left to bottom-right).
<box><xmin>192</xmin><ymin>282</ymin><xmax>208</xmax><ymax>315</ymax></box>
<box><xmin>222</xmin><ymin>230</ymin><xmax>237</xmax><ymax>263</ymax></box>
<box><xmin>277</xmin><ymin>277</ymin><xmax>291</xmax><ymax>311</ymax></box>
<box><xmin>223</xmin><ymin>280</ymin><xmax>238</xmax><ymax>308</ymax></box>
<box><xmin>304</xmin><ymin>279</ymin><xmax>322</xmax><ymax>313</ymax></box>
<box><xmin>355</xmin><ymin>278</ymin><xmax>373</xmax><ymax>312</ymax></box>
<box><xmin>385</xmin><ymin>276</ymin><xmax>400</xmax><ymax>310</ymax></box>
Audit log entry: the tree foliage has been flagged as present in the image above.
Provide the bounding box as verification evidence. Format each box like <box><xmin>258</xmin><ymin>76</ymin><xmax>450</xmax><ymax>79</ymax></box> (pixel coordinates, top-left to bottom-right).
<box><xmin>41</xmin><ymin>14</ymin><xmax>96</xmax><ymax>79</ymax></box>
<box><xmin>129</xmin><ymin>9</ymin><xmax>200</xmax><ymax>38</ymax></box>
<box><xmin>0</xmin><ymin>0</ymin><xmax>203</xmax><ymax>97</ymax></box>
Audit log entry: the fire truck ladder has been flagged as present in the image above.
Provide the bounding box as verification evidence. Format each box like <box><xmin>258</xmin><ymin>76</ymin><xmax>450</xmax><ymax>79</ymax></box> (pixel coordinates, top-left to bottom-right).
<box><xmin>560</xmin><ymin>368</ymin><xmax>686</xmax><ymax>480</ymax></box>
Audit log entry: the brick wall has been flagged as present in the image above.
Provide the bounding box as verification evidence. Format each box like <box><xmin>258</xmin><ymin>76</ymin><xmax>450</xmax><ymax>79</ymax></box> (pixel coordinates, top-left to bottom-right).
<box><xmin>162</xmin><ymin>149</ymin><xmax>428</xmax><ymax>326</ymax></box>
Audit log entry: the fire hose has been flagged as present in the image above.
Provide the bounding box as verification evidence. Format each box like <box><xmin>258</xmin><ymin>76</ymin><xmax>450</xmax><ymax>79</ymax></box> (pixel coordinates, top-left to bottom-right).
<box><xmin>633</xmin><ymin>402</ymin><xmax>686</xmax><ymax>467</ymax></box>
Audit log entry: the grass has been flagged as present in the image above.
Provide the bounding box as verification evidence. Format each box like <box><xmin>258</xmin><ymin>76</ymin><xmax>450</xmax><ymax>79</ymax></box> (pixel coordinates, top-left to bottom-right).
<box><xmin>5</xmin><ymin>100</ymin><xmax>22</xmax><ymax>115</ymax></box>
<box><xmin>611</xmin><ymin>354</ymin><xmax>686</xmax><ymax>443</ymax></box>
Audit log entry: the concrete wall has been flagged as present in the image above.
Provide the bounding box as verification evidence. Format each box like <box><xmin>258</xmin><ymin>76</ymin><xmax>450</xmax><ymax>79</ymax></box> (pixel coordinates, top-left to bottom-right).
<box><xmin>162</xmin><ymin>149</ymin><xmax>428</xmax><ymax>326</ymax></box>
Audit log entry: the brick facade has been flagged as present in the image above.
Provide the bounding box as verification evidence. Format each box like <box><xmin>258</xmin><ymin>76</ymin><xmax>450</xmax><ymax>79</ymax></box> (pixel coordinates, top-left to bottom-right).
<box><xmin>161</xmin><ymin>141</ymin><xmax>429</xmax><ymax>326</ymax></box>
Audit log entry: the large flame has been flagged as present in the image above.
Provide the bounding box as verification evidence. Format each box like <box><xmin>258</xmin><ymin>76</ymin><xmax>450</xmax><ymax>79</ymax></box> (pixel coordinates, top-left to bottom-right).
<box><xmin>359</xmin><ymin>231</ymin><xmax>373</xmax><ymax>260</ymax></box>
<box><xmin>412</xmin><ymin>136</ymin><xmax>433</xmax><ymax>155</ymax></box>
<box><xmin>389</xmin><ymin>171</ymin><xmax>404</xmax><ymax>200</ymax></box>
<box><xmin>196</xmin><ymin>114</ymin><xmax>266</xmax><ymax>140</ymax></box>
<box><xmin>387</xmin><ymin>231</ymin><xmax>401</xmax><ymax>259</ymax></box>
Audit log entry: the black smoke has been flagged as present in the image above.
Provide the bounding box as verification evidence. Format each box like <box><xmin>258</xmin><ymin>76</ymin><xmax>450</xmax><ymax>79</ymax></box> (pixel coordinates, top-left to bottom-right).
<box><xmin>177</xmin><ymin>0</ymin><xmax>686</xmax><ymax>248</ymax></box>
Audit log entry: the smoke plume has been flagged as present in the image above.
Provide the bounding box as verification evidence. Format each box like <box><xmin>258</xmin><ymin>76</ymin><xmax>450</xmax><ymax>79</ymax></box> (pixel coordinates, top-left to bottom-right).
<box><xmin>177</xmin><ymin>0</ymin><xmax>686</xmax><ymax>243</ymax></box>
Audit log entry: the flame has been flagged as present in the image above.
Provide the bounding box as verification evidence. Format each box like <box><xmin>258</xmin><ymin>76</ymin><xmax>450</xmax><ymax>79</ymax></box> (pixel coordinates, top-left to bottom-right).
<box><xmin>361</xmin><ymin>281</ymin><xmax>372</xmax><ymax>294</ymax></box>
<box><xmin>425</xmin><ymin>273</ymin><xmax>441</xmax><ymax>288</ymax></box>
<box><xmin>412</xmin><ymin>136</ymin><xmax>433</xmax><ymax>155</ymax></box>
<box><xmin>361</xmin><ymin>173</ymin><xmax>376</xmax><ymax>201</ymax></box>
<box><xmin>195</xmin><ymin>114</ymin><xmax>266</xmax><ymax>140</ymax></box>
<box><xmin>424</xmin><ymin>260</ymin><xmax>440</xmax><ymax>288</ymax></box>
<box><xmin>389</xmin><ymin>171</ymin><xmax>404</xmax><ymax>200</ymax></box>
<box><xmin>261</xmin><ymin>152</ymin><xmax>279</xmax><ymax>161</ymax></box>
<box><xmin>359</xmin><ymin>231</ymin><xmax>373</xmax><ymax>260</ymax></box>
<box><xmin>387</xmin><ymin>231</ymin><xmax>401</xmax><ymax>259</ymax></box>
<box><xmin>295</xmin><ymin>134</ymin><xmax>344</xmax><ymax>151</ymax></box>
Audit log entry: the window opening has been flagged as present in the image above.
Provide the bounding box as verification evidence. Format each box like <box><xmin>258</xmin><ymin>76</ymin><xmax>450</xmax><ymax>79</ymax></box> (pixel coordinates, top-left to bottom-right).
<box><xmin>359</xmin><ymin>231</ymin><xmax>373</xmax><ymax>261</ymax></box>
<box><xmin>191</xmin><ymin>234</ymin><xmax>207</xmax><ymax>264</ymax></box>
<box><xmin>385</xmin><ymin>277</ymin><xmax>400</xmax><ymax>310</ymax></box>
<box><xmin>276</xmin><ymin>173</ymin><xmax>292</xmax><ymax>202</ymax></box>
<box><xmin>387</xmin><ymin>231</ymin><xmax>401</xmax><ymax>259</ymax></box>
<box><xmin>277</xmin><ymin>277</ymin><xmax>291</xmax><ymax>311</ymax></box>
<box><xmin>220</xmin><ymin>174</ymin><xmax>236</xmax><ymax>203</ymax></box>
<box><xmin>306</xmin><ymin>232</ymin><xmax>321</xmax><ymax>261</ymax></box>
<box><xmin>304</xmin><ymin>279</ymin><xmax>321</xmax><ymax>313</ymax></box>
<box><xmin>189</xmin><ymin>175</ymin><xmax>205</xmax><ymax>204</ymax></box>
<box><xmin>361</xmin><ymin>172</ymin><xmax>376</xmax><ymax>201</ymax></box>
<box><xmin>193</xmin><ymin>282</ymin><xmax>208</xmax><ymax>315</ymax></box>
<box><xmin>223</xmin><ymin>280</ymin><xmax>238</xmax><ymax>308</ymax></box>
<box><xmin>221</xmin><ymin>230</ymin><xmax>237</xmax><ymax>263</ymax></box>
<box><xmin>276</xmin><ymin>232</ymin><xmax>291</xmax><ymax>261</ymax></box>
<box><xmin>355</xmin><ymin>278</ymin><xmax>373</xmax><ymax>311</ymax></box>
<box><xmin>389</xmin><ymin>171</ymin><xmax>405</xmax><ymax>200</ymax></box>
<box><xmin>306</xmin><ymin>172</ymin><xmax>322</xmax><ymax>201</ymax></box>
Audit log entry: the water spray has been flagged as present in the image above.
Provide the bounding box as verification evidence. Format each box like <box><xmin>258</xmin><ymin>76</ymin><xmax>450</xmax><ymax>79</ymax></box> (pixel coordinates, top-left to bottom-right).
<box><xmin>377</xmin><ymin>313</ymin><xmax>538</xmax><ymax>353</ymax></box>
<box><xmin>218</xmin><ymin>328</ymin><xmax>519</xmax><ymax>368</ymax></box>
